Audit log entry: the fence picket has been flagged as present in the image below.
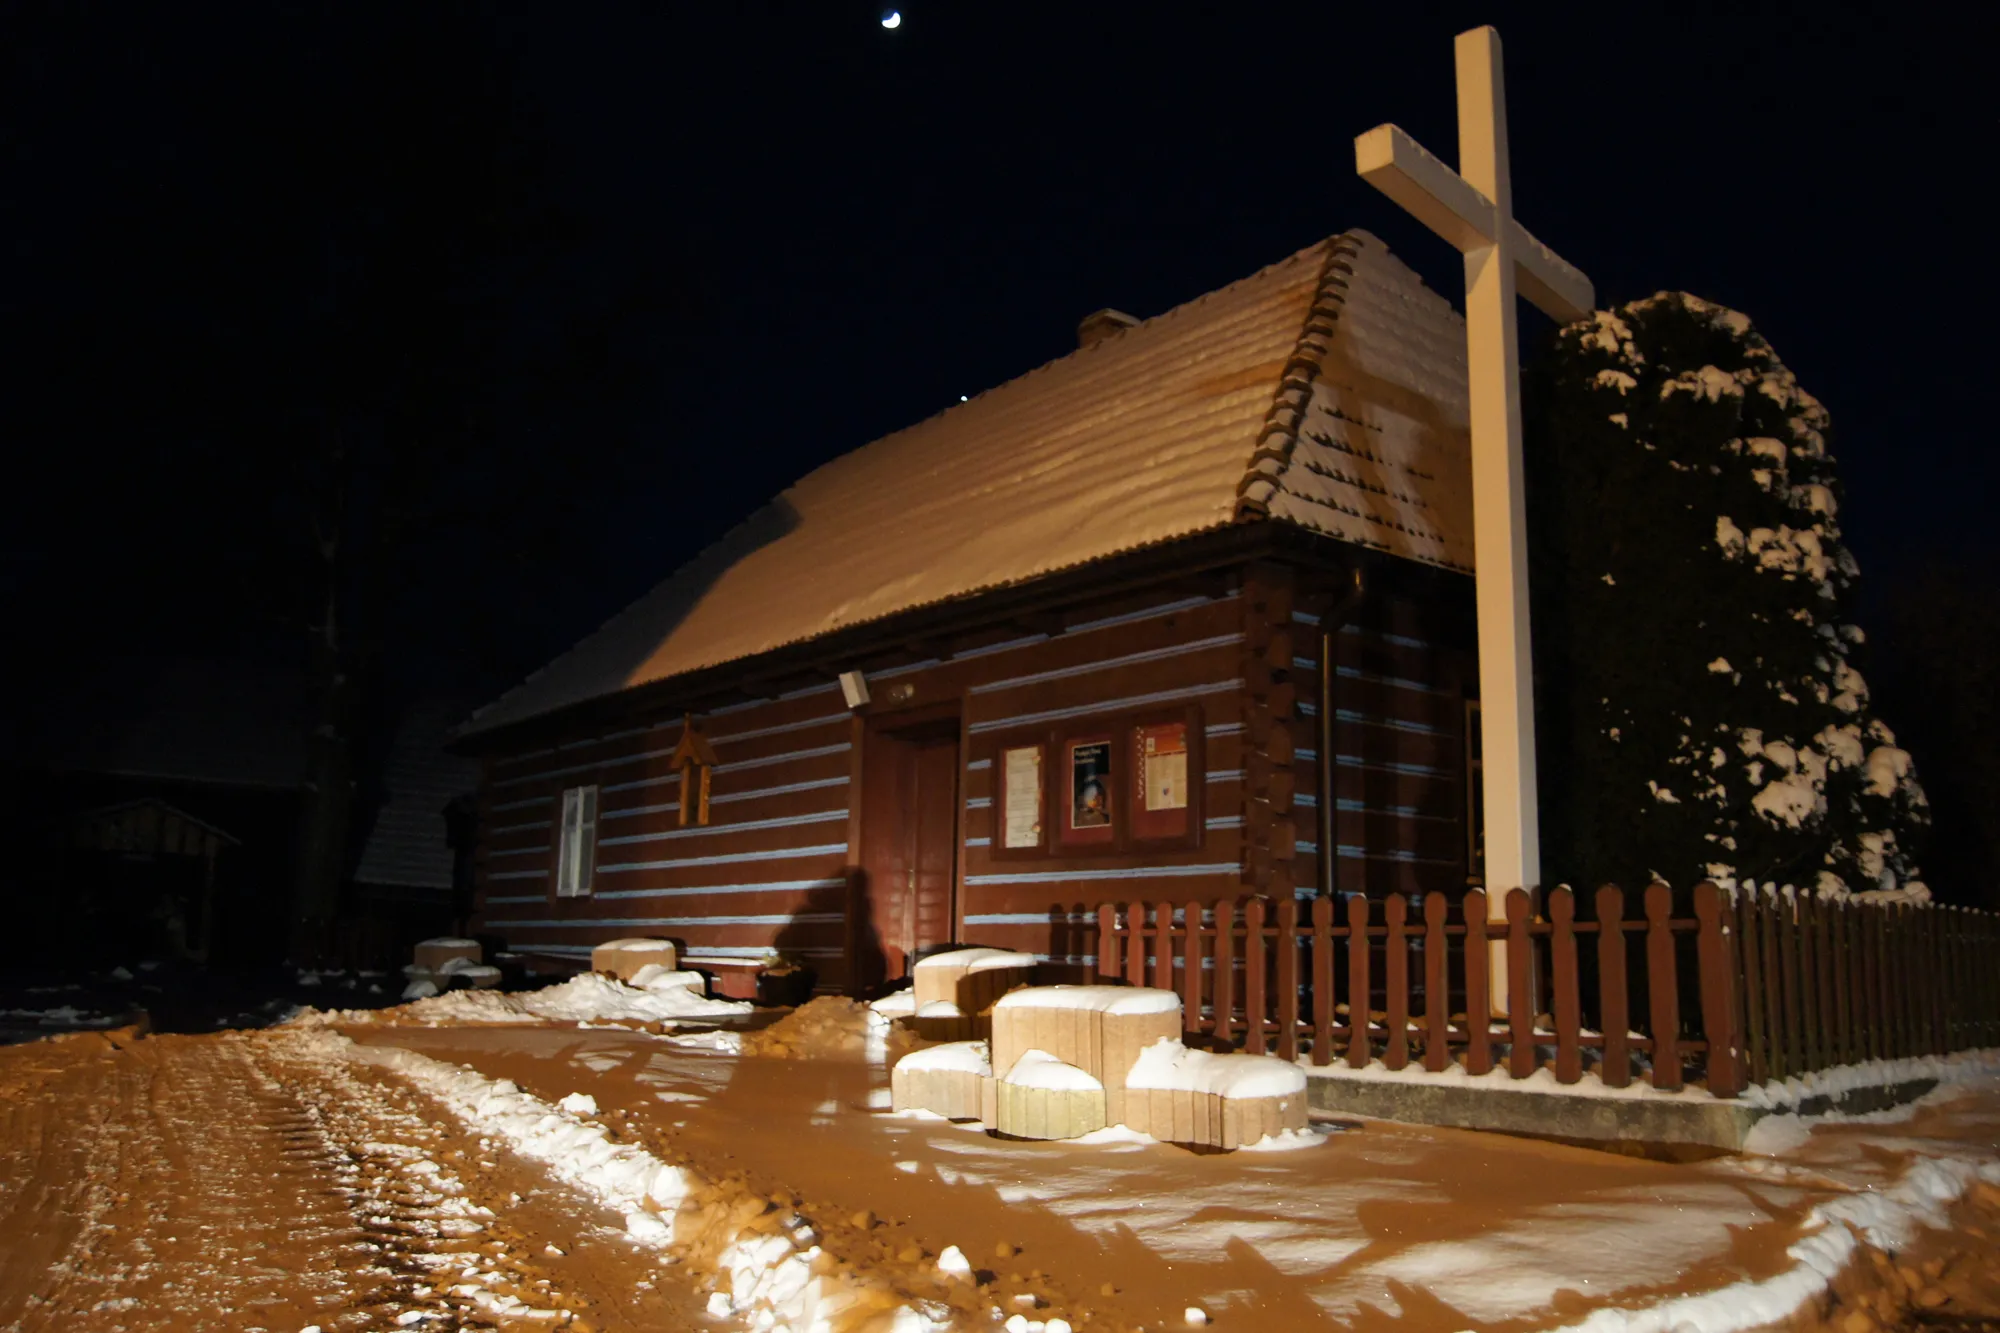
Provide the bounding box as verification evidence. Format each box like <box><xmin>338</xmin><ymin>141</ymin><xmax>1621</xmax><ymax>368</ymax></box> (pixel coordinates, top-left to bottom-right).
<box><xmin>1127</xmin><ymin>901</ymin><xmax>1150</xmax><ymax>989</ymax></box>
<box><xmin>1861</xmin><ymin>900</ymin><xmax>1882</xmax><ymax>1062</ymax></box>
<box><xmin>1464</xmin><ymin>891</ymin><xmax>1492</xmax><ymax>1076</ymax></box>
<box><xmin>1215</xmin><ymin>898</ymin><xmax>1236</xmax><ymax>1049</ymax></box>
<box><xmin>1550</xmin><ymin>888</ymin><xmax>1581</xmax><ymax>1084</ymax></box>
<box><xmin>1597</xmin><ymin>885</ymin><xmax>1630</xmax><ymax>1088</ymax></box>
<box><xmin>1152</xmin><ymin>902</ymin><xmax>1173</xmax><ymax>993</ymax></box>
<box><xmin>1933</xmin><ymin>908</ymin><xmax>1950</xmax><ymax>1055</ymax></box>
<box><xmin>1244</xmin><ymin>897</ymin><xmax>1268</xmax><ymax>1056</ymax></box>
<box><xmin>1694</xmin><ymin>882</ymin><xmax>1740</xmax><ymax>1097</ymax></box>
<box><xmin>1830</xmin><ymin>900</ymin><xmax>1851</xmax><ymax>1067</ymax></box>
<box><xmin>1505</xmin><ymin>889</ymin><xmax>1535</xmax><ymax>1079</ymax></box>
<box><xmin>1779</xmin><ymin>889</ymin><xmax>1804</xmax><ymax>1076</ymax></box>
<box><xmin>1646</xmin><ymin>881</ymin><xmax>1682</xmax><ymax>1091</ymax></box>
<box><xmin>1888</xmin><ymin>906</ymin><xmax>1907</xmax><ymax>1058</ymax></box>
<box><xmin>1799</xmin><ymin>890</ymin><xmax>1823</xmax><ymax>1074</ymax></box>
<box><xmin>1760</xmin><ymin>889</ymin><xmax>1787</xmax><ymax>1079</ymax></box>
<box><xmin>1277</xmin><ymin>896</ymin><xmax>1300</xmax><ymax>1063</ymax></box>
<box><xmin>1346</xmin><ymin>893</ymin><xmax>1370</xmax><ymax>1069</ymax></box>
<box><xmin>1312</xmin><ymin>896</ymin><xmax>1334</xmax><ymax>1066</ymax></box>
<box><xmin>1182</xmin><ymin>899</ymin><xmax>1203</xmax><ymax>1038</ymax></box>
<box><xmin>1424</xmin><ymin>891</ymin><xmax>1451</xmax><ymax>1074</ymax></box>
<box><xmin>1814</xmin><ymin>892</ymin><xmax>1836</xmax><ymax>1071</ymax></box>
<box><xmin>1097</xmin><ymin>903</ymin><xmax>1119</xmax><ymax>981</ymax></box>
<box><xmin>1384</xmin><ymin>894</ymin><xmax>1410</xmax><ymax>1071</ymax></box>
<box><xmin>1736</xmin><ymin>891</ymin><xmax>1765</xmax><ymax>1086</ymax></box>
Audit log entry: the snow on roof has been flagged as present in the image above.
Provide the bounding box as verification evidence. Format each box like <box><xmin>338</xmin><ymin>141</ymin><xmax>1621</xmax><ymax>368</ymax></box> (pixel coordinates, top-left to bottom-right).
<box><xmin>465</xmin><ymin>231</ymin><xmax>1471</xmax><ymax>737</ymax></box>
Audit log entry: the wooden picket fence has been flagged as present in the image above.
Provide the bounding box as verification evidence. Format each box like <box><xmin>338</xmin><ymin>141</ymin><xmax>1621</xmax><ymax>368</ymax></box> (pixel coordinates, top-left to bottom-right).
<box><xmin>1093</xmin><ymin>884</ymin><xmax>2000</xmax><ymax>1098</ymax></box>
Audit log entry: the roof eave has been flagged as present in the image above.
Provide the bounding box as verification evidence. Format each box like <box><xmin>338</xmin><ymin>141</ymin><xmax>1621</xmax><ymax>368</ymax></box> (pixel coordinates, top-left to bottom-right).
<box><xmin>452</xmin><ymin>522</ymin><xmax>1363</xmax><ymax>758</ymax></box>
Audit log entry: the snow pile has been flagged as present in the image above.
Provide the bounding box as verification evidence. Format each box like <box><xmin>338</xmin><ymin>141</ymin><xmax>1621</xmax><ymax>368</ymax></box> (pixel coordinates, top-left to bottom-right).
<box><xmin>870</xmin><ymin>990</ymin><xmax>919</xmax><ymax>1019</ymax></box>
<box><xmin>740</xmin><ymin>996</ymin><xmax>914</xmax><ymax>1062</ymax></box>
<box><xmin>1127</xmin><ymin>1038</ymin><xmax>1305</xmax><ymax>1098</ymax></box>
<box><xmin>319</xmin><ymin>1030</ymin><xmax>948</xmax><ymax>1333</ymax></box>
<box><xmin>519</xmin><ymin>972</ymin><xmax>748</xmax><ymax>1023</ymax></box>
<box><xmin>896</xmin><ymin>1040</ymin><xmax>991</xmax><ymax>1077</ymax></box>
<box><xmin>1562</xmin><ymin>1149</ymin><xmax>2000</xmax><ymax>1332</ymax></box>
<box><xmin>628</xmin><ymin>964</ymin><xmax>704</xmax><ymax>992</ymax></box>
<box><xmin>1002</xmin><ymin>1050</ymin><xmax>1103</xmax><ymax>1092</ymax></box>
<box><xmin>290</xmin><ymin>972</ymin><xmax>750</xmax><ymax>1028</ymax></box>
<box><xmin>1238</xmin><ymin>1127</ymin><xmax>1331</xmax><ymax>1153</ymax></box>
<box><xmin>1739</xmin><ymin>1047</ymin><xmax>2000</xmax><ymax>1113</ymax></box>
<box><xmin>992</xmin><ymin>985</ymin><xmax>1180</xmax><ymax>1016</ymax></box>
<box><xmin>914</xmin><ymin>947</ymin><xmax>1037</xmax><ymax>974</ymax></box>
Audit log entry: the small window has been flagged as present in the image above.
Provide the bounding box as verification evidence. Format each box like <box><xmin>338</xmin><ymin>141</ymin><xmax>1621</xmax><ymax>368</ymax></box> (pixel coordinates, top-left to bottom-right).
<box><xmin>556</xmin><ymin>784</ymin><xmax>599</xmax><ymax>897</ymax></box>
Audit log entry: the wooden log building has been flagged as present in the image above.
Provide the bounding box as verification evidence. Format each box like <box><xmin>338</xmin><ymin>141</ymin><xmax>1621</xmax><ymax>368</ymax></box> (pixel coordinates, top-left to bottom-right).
<box><xmin>457</xmin><ymin>230</ymin><xmax>1484</xmax><ymax>996</ymax></box>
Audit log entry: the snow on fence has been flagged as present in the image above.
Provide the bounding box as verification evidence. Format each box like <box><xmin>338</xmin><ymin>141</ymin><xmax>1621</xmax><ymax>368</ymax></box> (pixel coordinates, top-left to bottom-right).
<box><xmin>1093</xmin><ymin>885</ymin><xmax>2000</xmax><ymax>1098</ymax></box>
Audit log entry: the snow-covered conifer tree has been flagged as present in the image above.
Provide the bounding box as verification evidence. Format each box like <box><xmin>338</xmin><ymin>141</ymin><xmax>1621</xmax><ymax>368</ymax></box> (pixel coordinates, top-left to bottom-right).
<box><xmin>1527</xmin><ymin>293</ymin><xmax>1928</xmax><ymax>899</ymax></box>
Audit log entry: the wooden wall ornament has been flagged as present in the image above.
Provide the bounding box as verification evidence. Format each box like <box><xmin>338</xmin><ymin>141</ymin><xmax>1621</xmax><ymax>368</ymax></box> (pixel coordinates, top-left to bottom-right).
<box><xmin>670</xmin><ymin>714</ymin><xmax>720</xmax><ymax>827</ymax></box>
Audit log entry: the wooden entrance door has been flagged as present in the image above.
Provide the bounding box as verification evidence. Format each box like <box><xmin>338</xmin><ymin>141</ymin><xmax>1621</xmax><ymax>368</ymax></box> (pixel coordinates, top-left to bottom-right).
<box><xmin>857</xmin><ymin>714</ymin><xmax>960</xmax><ymax>988</ymax></box>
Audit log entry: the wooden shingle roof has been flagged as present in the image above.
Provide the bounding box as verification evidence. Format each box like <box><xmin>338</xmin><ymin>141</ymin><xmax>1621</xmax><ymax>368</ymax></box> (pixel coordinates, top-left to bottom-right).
<box><xmin>465</xmin><ymin>230</ymin><xmax>1471</xmax><ymax>737</ymax></box>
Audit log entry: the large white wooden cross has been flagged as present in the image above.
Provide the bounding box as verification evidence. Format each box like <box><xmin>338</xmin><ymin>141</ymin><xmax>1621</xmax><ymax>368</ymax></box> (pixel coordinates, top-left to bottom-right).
<box><xmin>1354</xmin><ymin>28</ymin><xmax>1594</xmax><ymax>954</ymax></box>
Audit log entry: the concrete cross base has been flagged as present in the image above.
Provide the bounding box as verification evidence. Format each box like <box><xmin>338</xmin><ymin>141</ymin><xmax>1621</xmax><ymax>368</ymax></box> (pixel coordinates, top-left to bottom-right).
<box><xmin>1302</xmin><ymin>1068</ymin><xmax>1940</xmax><ymax>1153</ymax></box>
<box><xmin>891</xmin><ymin>1063</ymin><xmax>986</xmax><ymax>1121</ymax></box>
<box><xmin>993</xmin><ymin>1080</ymin><xmax>1107</xmax><ymax>1141</ymax></box>
<box><xmin>1122</xmin><ymin>1086</ymin><xmax>1309</xmax><ymax>1151</ymax></box>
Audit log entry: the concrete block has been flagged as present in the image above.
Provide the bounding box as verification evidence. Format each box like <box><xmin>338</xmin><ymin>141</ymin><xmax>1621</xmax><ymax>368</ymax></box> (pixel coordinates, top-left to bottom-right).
<box><xmin>591</xmin><ymin>938</ymin><xmax>678</xmax><ymax>981</ymax></box>
<box><xmin>413</xmin><ymin>937</ymin><xmax>480</xmax><ymax>973</ymax></box>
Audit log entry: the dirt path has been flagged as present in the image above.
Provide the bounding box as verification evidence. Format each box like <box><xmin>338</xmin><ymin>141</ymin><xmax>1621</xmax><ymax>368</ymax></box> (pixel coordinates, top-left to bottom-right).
<box><xmin>349</xmin><ymin>1024</ymin><xmax>1985</xmax><ymax>1332</ymax></box>
<box><xmin>0</xmin><ymin>1027</ymin><xmax>709</xmax><ymax>1332</ymax></box>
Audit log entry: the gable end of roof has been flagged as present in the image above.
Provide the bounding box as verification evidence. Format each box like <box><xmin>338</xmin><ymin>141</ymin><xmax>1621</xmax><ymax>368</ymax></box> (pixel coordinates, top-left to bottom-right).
<box><xmin>1233</xmin><ymin>232</ymin><xmax>1365</xmax><ymax>523</ymax></box>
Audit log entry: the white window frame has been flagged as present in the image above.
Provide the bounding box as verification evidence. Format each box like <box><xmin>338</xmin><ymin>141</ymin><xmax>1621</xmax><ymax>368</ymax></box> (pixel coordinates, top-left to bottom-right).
<box><xmin>556</xmin><ymin>784</ymin><xmax>599</xmax><ymax>898</ymax></box>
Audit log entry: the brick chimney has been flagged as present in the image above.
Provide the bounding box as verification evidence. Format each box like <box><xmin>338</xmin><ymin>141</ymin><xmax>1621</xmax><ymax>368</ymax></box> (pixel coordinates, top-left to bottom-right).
<box><xmin>1076</xmin><ymin>308</ymin><xmax>1140</xmax><ymax>349</ymax></box>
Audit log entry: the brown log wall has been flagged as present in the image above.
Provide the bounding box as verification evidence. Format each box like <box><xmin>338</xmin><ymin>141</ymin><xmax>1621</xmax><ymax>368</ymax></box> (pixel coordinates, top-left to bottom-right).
<box><xmin>1287</xmin><ymin>585</ymin><xmax>1474</xmax><ymax>903</ymax></box>
<box><xmin>472</xmin><ymin>560</ymin><xmax>1486</xmax><ymax>990</ymax></box>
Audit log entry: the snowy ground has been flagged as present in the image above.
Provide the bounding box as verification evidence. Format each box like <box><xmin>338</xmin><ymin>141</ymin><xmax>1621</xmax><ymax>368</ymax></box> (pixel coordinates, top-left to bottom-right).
<box><xmin>3</xmin><ymin>985</ymin><xmax>1998</xmax><ymax>1333</ymax></box>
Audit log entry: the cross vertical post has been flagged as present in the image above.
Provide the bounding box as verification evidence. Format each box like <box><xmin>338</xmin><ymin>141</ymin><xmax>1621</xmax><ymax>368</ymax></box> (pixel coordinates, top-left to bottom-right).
<box><xmin>1354</xmin><ymin>26</ymin><xmax>1595</xmax><ymax>1010</ymax></box>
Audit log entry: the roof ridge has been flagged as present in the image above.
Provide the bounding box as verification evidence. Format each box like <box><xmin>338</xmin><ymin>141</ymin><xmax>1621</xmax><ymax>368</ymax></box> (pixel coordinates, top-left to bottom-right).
<box><xmin>1232</xmin><ymin>230</ymin><xmax>1370</xmax><ymax>522</ymax></box>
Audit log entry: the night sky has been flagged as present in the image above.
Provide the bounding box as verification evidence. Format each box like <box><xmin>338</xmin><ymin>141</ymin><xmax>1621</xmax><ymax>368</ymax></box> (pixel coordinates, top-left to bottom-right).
<box><xmin>4</xmin><ymin>2</ymin><xmax>1990</xmax><ymax>729</ymax></box>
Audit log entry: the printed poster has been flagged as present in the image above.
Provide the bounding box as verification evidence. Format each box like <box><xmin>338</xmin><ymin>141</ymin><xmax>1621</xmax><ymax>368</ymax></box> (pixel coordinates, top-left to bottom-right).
<box><xmin>1069</xmin><ymin>741</ymin><xmax>1113</xmax><ymax>830</ymax></box>
<box><xmin>1140</xmin><ymin>722</ymin><xmax>1188</xmax><ymax>812</ymax></box>
<box><xmin>1002</xmin><ymin>745</ymin><xmax>1042</xmax><ymax>849</ymax></box>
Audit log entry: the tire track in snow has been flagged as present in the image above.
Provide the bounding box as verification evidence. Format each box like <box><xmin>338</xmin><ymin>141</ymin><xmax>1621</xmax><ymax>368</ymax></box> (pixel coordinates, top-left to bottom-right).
<box><xmin>0</xmin><ymin>1028</ymin><xmax>641</xmax><ymax>1332</ymax></box>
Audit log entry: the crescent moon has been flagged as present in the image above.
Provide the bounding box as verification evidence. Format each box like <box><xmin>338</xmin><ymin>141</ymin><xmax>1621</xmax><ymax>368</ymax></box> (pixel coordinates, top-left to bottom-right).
<box><xmin>881</xmin><ymin>10</ymin><xmax>902</xmax><ymax>28</ymax></box>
